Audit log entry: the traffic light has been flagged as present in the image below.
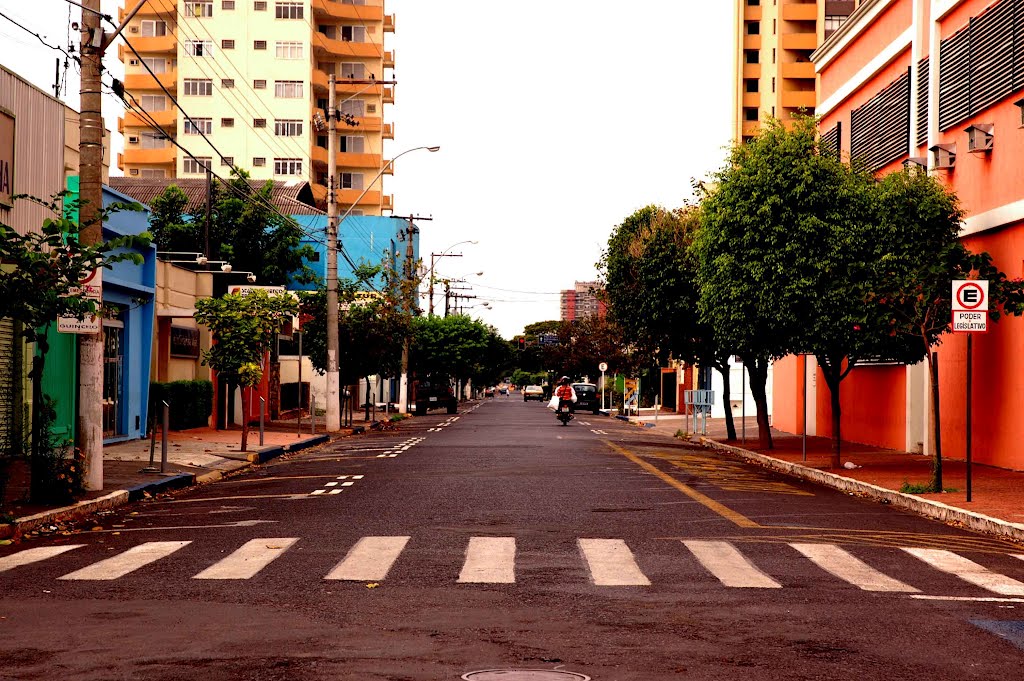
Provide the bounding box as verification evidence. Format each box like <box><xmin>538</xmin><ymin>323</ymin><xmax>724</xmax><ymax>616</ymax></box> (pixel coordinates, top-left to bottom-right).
<box><xmin>518</xmin><ymin>337</ymin><xmax>526</xmax><ymax>350</ymax></box>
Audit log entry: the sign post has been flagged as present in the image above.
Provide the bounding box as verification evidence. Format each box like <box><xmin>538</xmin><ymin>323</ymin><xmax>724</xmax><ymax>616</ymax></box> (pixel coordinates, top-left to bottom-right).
<box><xmin>598</xmin><ymin>361</ymin><xmax>608</xmax><ymax>411</ymax></box>
<box><xmin>951</xmin><ymin>280</ymin><xmax>988</xmax><ymax>502</ymax></box>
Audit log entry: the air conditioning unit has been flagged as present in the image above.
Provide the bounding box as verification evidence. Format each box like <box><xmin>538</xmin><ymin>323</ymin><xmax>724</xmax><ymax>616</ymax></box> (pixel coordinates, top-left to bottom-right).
<box><xmin>128</xmin><ymin>135</ymin><xmax>140</xmax><ymax>144</ymax></box>
<box><xmin>129</xmin><ymin>169</ymin><xmax>139</xmax><ymax>175</ymax></box>
<box><xmin>965</xmin><ymin>123</ymin><xmax>994</xmax><ymax>153</ymax></box>
<box><xmin>930</xmin><ymin>143</ymin><xmax>956</xmax><ymax>170</ymax></box>
<box><xmin>129</xmin><ymin>59</ymin><xmax>139</xmax><ymax>66</ymax></box>
<box><xmin>366</xmin><ymin>104</ymin><xmax>376</xmax><ymax>114</ymax></box>
<box><xmin>129</xmin><ymin>26</ymin><xmax>138</xmax><ymax>33</ymax></box>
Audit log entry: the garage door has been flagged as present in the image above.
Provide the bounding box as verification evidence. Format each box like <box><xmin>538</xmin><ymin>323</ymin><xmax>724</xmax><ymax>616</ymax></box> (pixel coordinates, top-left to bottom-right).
<box><xmin>0</xmin><ymin>318</ymin><xmax>16</xmax><ymax>454</ymax></box>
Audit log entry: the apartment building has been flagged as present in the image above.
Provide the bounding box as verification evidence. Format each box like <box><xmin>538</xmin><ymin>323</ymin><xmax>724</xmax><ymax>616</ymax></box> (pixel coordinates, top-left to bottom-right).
<box><xmin>734</xmin><ymin>0</ymin><xmax>857</xmax><ymax>143</ymax></box>
<box><xmin>118</xmin><ymin>0</ymin><xmax>395</xmax><ymax>213</ymax></box>
<box><xmin>770</xmin><ymin>0</ymin><xmax>1024</xmax><ymax>471</ymax></box>
<box><xmin>560</xmin><ymin>281</ymin><xmax>606</xmax><ymax>322</ymax></box>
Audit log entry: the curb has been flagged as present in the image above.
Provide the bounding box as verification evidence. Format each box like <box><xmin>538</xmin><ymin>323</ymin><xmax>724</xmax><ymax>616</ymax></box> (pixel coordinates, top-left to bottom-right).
<box><xmin>700</xmin><ymin>437</ymin><xmax>1024</xmax><ymax>543</ymax></box>
<box><xmin>0</xmin><ymin>490</ymin><xmax>129</xmax><ymax>540</ymax></box>
<box><xmin>125</xmin><ymin>473</ymin><xmax>195</xmax><ymax>501</ymax></box>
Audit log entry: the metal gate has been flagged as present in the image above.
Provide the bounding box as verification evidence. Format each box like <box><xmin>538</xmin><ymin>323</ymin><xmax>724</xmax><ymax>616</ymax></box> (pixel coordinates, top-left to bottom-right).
<box><xmin>0</xmin><ymin>319</ymin><xmax>16</xmax><ymax>454</ymax></box>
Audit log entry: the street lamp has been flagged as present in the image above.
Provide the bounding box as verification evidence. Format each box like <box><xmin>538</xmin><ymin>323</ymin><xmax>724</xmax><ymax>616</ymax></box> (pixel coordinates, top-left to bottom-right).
<box><xmin>325</xmin><ymin>144</ymin><xmax>440</xmax><ymax>430</ymax></box>
<box><xmin>426</xmin><ymin>241</ymin><xmax>478</xmax><ymax>316</ymax></box>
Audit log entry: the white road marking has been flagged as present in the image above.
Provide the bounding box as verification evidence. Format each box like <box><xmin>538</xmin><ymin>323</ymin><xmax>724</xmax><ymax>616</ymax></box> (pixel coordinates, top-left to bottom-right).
<box><xmin>790</xmin><ymin>543</ymin><xmax>918</xmax><ymax>592</ymax></box>
<box><xmin>59</xmin><ymin>541</ymin><xmax>191</xmax><ymax>580</ymax></box>
<box><xmin>325</xmin><ymin>536</ymin><xmax>410</xmax><ymax>581</ymax></box>
<box><xmin>328</xmin><ymin>489</ymin><xmax>342</xmax><ymax>495</ymax></box>
<box><xmin>325</xmin><ymin>482</ymin><xmax>338</xmax><ymax>487</ymax></box>
<box><xmin>0</xmin><ymin>545</ymin><xmax>85</xmax><ymax>572</ymax></box>
<box><xmin>193</xmin><ymin>538</ymin><xmax>299</xmax><ymax>579</ymax></box>
<box><xmin>579</xmin><ymin>421</ymin><xmax>591</xmax><ymax>426</ymax></box>
<box><xmin>310</xmin><ymin>489</ymin><xmax>326</xmax><ymax>495</ymax></box>
<box><xmin>903</xmin><ymin>548</ymin><xmax>1024</xmax><ymax>596</ymax></box>
<box><xmin>910</xmin><ymin>595</ymin><xmax>1024</xmax><ymax>603</ymax></box>
<box><xmin>341</xmin><ymin>481</ymin><xmax>354</xmax><ymax>486</ymax></box>
<box><xmin>683</xmin><ymin>540</ymin><xmax>782</xmax><ymax>588</ymax></box>
<box><xmin>591</xmin><ymin>429</ymin><xmax>607</xmax><ymax>435</ymax></box>
<box><xmin>578</xmin><ymin>538</ymin><xmax>650</xmax><ymax>586</ymax></box>
<box><xmin>458</xmin><ymin>537</ymin><xmax>516</xmax><ymax>584</ymax></box>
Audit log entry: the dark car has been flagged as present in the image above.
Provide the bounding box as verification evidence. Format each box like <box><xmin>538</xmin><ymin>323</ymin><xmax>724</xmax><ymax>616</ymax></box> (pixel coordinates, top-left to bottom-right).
<box><xmin>572</xmin><ymin>383</ymin><xmax>601</xmax><ymax>414</ymax></box>
<box><xmin>413</xmin><ymin>379</ymin><xmax>458</xmax><ymax>415</ymax></box>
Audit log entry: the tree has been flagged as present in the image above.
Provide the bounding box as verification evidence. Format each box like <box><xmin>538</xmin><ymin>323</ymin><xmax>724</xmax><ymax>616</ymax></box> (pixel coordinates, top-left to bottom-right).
<box><xmin>194</xmin><ymin>289</ymin><xmax>298</xmax><ymax>451</ymax></box>
<box><xmin>149</xmin><ymin>171</ymin><xmax>318</xmax><ymax>285</ymax></box>
<box><xmin>866</xmin><ymin>169</ymin><xmax>1024</xmax><ymax>490</ymax></box>
<box><xmin>0</xmin><ymin>194</ymin><xmax>150</xmax><ymax>499</ymax></box>
<box><xmin>602</xmin><ymin>205</ymin><xmax>739</xmax><ymax>439</ymax></box>
<box><xmin>410</xmin><ymin>315</ymin><xmax>500</xmax><ymax>395</ymax></box>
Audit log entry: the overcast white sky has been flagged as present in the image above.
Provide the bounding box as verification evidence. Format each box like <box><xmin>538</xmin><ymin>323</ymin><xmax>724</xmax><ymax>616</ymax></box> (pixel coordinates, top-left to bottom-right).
<box><xmin>1</xmin><ymin>0</ymin><xmax>736</xmax><ymax>338</ymax></box>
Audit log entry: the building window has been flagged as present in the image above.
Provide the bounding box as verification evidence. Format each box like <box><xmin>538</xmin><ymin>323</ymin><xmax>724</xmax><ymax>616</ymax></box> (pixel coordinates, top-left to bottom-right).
<box><xmin>222</xmin><ymin>78</ymin><xmax>234</xmax><ymax>88</ymax></box>
<box><xmin>253</xmin><ymin>79</ymin><xmax>267</xmax><ymax>89</ymax></box>
<box><xmin>253</xmin><ymin>157</ymin><xmax>266</xmax><ymax>166</ymax></box>
<box><xmin>184</xmin><ymin>118</ymin><xmax>213</xmax><ymax>135</ymax></box>
<box><xmin>274</xmin><ymin>119</ymin><xmax>303</xmax><ymax>136</ymax></box>
<box><xmin>746</xmin><ymin>21</ymin><xmax>759</xmax><ymax>35</ymax></box>
<box><xmin>275</xmin><ymin>2</ymin><xmax>303</xmax><ymax>19</ymax></box>
<box><xmin>139</xmin><ymin>168</ymin><xmax>167</xmax><ymax>178</ymax></box>
<box><xmin>274</xmin><ymin>80</ymin><xmax>303</xmax><ymax>98</ymax></box>
<box><xmin>184</xmin><ymin>40</ymin><xmax>214</xmax><ymax>57</ymax></box>
<box><xmin>254</xmin><ymin>1</ymin><xmax>267</xmax><ymax>9</ymax></box>
<box><xmin>341</xmin><ymin>26</ymin><xmax>365</xmax><ymax>42</ymax></box>
<box><xmin>366</xmin><ymin>103</ymin><xmax>376</xmax><ymax>114</ymax></box>
<box><xmin>743</xmin><ymin>107</ymin><xmax>759</xmax><ymax>122</ymax></box>
<box><xmin>221</xmin><ymin>156</ymin><xmax>234</xmax><ymax>166</ymax></box>
<box><xmin>340</xmin><ymin>99</ymin><xmax>364</xmax><ymax>117</ymax></box>
<box><xmin>221</xmin><ymin>39</ymin><xmax>235</xmax><ymax>49</ymax></box>
<box><xmin>254</xmin><ymin>40</ymin><xmax>267</xmax><ymax>50</ymax></box>
<box><xmin>744</xmin><ymin>79</ymin><xmax>758</xmax><ymax>93</ymax></box>
<box><xmin>222</xmin><ymin>0</ymin><xmax>235</xmax><ymax>8</ymax></box>
<box><xmin>340</xmin><ymin>135</ymin><xmax>364</xmax><ymax>152</ymax></box>
<box><xmin>1016</xmin><ymin>98</ymin><xmax>1024</xmax><ymax>126</ymax></box>
<box><xmin>139</xmin><ymin>133</ymin><xmax>168</xmax><ymax>149</ymax></box>
<box><xmin>184</xmin><ymin>157</ymin><xmax>212</xmax><ymax>174</ymax></box>
<box><xmin>140</xmin><ymin>20</ymin><xmax>167</xmax><ymax>37</ymax></box>
<box><xmin>339</xmin><ymin>62</ymin><xmax>365</xmax><ymax>79</ymax></box>
<box><xmin>140</xmin><ymin>94</ymin><xmax>167</xmax><ymax>110</ymax></box>
<box><xmin>744</xmin><ymin>50</ymin><xmax>759</xmax><ymax>65</ymax></box>
<box><xmin>274</xmin><ymin>158</ymin><xmax>302</xmax><ymax>175</ymax></box>
<box><xmin>254</xmin><ymin>118</ymin><xmax>267</xmax><ymax>128</ymax></box>
<box><xmin>183</xmin><ymin>79</ymin><xmax>213</xmax><ymax>96</ymax></box>
<box><xmin>275</xmin><ymin>41</ymin><xmax>304</xmax><ymax>59</ymax></box>
<box><xmin>141</xmin><ymin>57</ymin><xmax>166</xmax><ymax>73</ymax></box>
<box><xmin>221</xmin><ymin>117</ymin><xmax>234</xmax><ymax>127</ymax></box>
<box><xmin>824</xmin><ymin>15</ymin><xmax>847</xmax><ymax>37</ymax></box>
<box><xmin>185</xmin><ymin>1</ymin><xmax>214</xmax><ymax>17</ymax></box>
<box><xmin>340</xmin><ymin>172</ymin><xmax>363</xmax><ymax>190</ymax></box>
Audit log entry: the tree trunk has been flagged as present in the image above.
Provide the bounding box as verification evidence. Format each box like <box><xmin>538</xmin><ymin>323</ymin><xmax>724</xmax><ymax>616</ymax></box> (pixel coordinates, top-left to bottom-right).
<box><xmin>364</xmin><ymin>377</ymin><xmax>371</xmax><ymax>421</ymax></box>
<box><xmin>817</xmin><ymin>358</ymin><xmax>843</xmax><ymax>469</ymax></box>
<box><xmin>717</xmin><ymin>363</ymin><xmax>737</xmax><ymax>441</ymax></box>
<box><xmin>745</xmin><ymin>357</ymin><xmax>774</xmax><ymax>449</ymax></box>
<box><xmin>240</xmin><ymin>385</ymin><xmax>249</xmax><ymax>452</ymax></box>
<box><xmin>929</xmin><ymin>351</ymin><xmax>942</xmax><ymax>492</ymax></box>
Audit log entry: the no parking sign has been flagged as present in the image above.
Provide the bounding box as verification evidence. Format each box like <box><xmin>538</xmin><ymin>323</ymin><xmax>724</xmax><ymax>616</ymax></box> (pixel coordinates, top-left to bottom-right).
<box><xmin>951</xmin><ymin>280</ymin><xmax>988</xmax><ymax>332</ymax></box>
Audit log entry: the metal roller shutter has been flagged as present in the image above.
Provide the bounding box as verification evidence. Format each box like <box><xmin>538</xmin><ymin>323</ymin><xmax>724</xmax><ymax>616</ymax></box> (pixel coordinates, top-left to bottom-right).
<box><xmin>0</xmin><ymin>319</ymin><xmax>15</xmax><ymax>454</ymax></box>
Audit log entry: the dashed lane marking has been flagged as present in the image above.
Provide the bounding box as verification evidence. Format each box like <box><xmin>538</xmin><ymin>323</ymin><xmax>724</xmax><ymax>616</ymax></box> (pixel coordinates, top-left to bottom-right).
<box><xmin>310</xmin><ymin>474</ymin><xmax>363</xmax><ymax>496</ymax></box>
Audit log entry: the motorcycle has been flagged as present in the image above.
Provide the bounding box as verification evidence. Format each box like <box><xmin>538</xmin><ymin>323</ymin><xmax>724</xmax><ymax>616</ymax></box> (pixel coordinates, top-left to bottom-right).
<box><xmin>555</xmin><ymin>402</ymin><xmax>574</xmax><ymax>426</ymax></box>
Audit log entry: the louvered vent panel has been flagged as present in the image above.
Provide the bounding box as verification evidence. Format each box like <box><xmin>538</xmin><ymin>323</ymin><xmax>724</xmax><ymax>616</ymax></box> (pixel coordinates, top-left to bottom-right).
<box><xmin>1014</xmin><ymin>0</ymin><xmax>1024</xmax><ymax>89</ymax></box>
<box><xmin>850</xmin><ymin>71</ymin><xmax>910</xmax><ymax>171</ymax></box>
<box><xmin>939</xmin><ymin>27</ymin><xmax>971</xmax><ymax>130</ymax></box>
<box><xmin>917</xmin><ymin>57</ymin><xmax>929</xmax><ymax>146</ymax></box>
<box><xmin>820</xmin><ymin>125</ymin><xmax>840</xmax><ymax>158</ymax></box>
<box><xmin>969</xmin><ymin>0</ymin><xmax>1016</xmax><ymax>115</ymax></box>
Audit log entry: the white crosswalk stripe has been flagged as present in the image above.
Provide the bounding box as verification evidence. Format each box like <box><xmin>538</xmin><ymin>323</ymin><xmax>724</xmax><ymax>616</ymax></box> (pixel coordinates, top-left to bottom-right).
<box><xmin>578</xmin><ymin>538</ymin><xmax>650</xmax><ymax>586</ymax></box>
<box><xmin>58</xmin><ymin>541</ymin><xmax>191</xmax><ymax>580</ymax></box>
<box><xmin>683</xmin><ymin>540</ymin><xmax>782</xmax><ymax>588</ymax></box>
<box><xmin>903</xmin><ymin>547</ymin><xmax>1024</xmax><ymax>596</ymax></box>
<box><xmin>193</xmin><ymin>538</ymin><xmax>299</xmax><ymax>580</ymax></box>
<box><xmin>458</xmin><ymin>537</ymin><xmax>516</xmax><ymax>583</ymax></box>
<box><xmin>0</xmin><ymin>545</ymin><xmax>84</xmax><ymax>572</ymax></box>
<box><xmin>325</xmin><ymin>536</ymin><xmax>410</xmax><ymax>581</ymax></box>
<box><xmin>790</xmin><ymin>542</ymin><xmax>918</xmax><ymax>592</ymax></box>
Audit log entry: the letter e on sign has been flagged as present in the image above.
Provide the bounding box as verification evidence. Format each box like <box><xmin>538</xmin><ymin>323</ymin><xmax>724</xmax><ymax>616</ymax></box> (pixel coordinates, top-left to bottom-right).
<box><xmin>952</xmin><ymin>280</ymin><xmax>988</xmax><ymax>311</ymax></box>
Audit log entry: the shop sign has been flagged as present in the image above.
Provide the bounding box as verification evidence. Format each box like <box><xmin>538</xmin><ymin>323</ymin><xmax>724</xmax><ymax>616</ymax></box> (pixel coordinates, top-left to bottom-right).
<box><xmin>0</xmin><ymin>109</ymin><xmax>14</xmax><ymax>209</ymax></box>
<box><xmin>170</xmin><ymin>325</ymin><xmax>200</xmax><ymax>358</ymax></box>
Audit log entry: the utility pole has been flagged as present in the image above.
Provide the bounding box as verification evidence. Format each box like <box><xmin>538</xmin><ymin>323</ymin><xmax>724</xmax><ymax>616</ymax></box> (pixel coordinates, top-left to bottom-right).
<box><xmin>325</xmin><ymin>74</ymin><xmax>341</xmax><ymax>431</ymax></box>
<box><xmin>390</xmin><ymin>214</ymin><xmax>431</xmax><ymax>414</ymax></box>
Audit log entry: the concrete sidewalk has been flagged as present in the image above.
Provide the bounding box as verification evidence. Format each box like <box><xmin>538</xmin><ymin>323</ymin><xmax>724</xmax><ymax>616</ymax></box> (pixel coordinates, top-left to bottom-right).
<box><xmin>627</xmin><ymin>412</ymin><xmax>1024</xmax><ymax>543</ymax></box>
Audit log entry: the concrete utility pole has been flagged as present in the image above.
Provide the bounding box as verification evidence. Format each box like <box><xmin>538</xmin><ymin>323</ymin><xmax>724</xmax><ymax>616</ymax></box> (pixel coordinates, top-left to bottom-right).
<box><xmin>390</xmin><ymin>214</ymin><xmax>431</xmax><ymax>414</ymax></box>
<box><xmin>325</xmin><ymin>74</ymin><xmax>341</xmax><ymax>431</ymax></box>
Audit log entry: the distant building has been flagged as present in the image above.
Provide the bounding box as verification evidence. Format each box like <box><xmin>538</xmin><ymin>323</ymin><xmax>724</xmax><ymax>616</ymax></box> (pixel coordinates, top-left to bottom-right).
<box><xmin>560</xmin><ymin>281</ymin><xmax>606</xmax><ymax>321</ymax></box>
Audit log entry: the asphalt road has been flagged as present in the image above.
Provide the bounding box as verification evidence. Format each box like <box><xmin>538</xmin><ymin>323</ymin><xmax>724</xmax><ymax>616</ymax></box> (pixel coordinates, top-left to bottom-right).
<box><xmin>2</xmin><ymin>397</ymin><xmax>1024</xmax><ymax>681</ymax></box>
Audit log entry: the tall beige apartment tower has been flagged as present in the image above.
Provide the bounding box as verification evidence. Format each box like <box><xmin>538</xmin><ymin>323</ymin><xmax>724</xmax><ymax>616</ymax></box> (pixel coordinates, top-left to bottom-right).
<box><xmin>733</xmin><ymin>0</ymin><xmax>855</xmax><ymax>144</ymax></box>
<box><xmin>118</xmin><ymin>0</ymin><xmax>394</xmax><ymax>213</ymax></box>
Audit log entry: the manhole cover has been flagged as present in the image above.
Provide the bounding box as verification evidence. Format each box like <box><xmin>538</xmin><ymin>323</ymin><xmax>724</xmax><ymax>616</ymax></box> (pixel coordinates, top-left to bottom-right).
<box><xmin>462</xmin><ymin>671</ymin><xmax>590</xmax><ymax>681</ymax></box>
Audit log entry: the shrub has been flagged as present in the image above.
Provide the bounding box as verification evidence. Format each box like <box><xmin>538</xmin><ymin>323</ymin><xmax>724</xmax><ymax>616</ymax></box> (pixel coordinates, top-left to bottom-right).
<box><xmin>30</xmin><ymin>396</ymin><xmax>83</xmax><ymax>504</ymax></box>
<box><xmin>149</xmin><ymin>380</ymin><xmax>213</xmax><ymax>431</ymax></box>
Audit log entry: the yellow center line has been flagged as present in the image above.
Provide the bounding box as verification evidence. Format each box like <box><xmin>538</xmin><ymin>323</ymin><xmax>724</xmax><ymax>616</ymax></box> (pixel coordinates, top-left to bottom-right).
<box><xmin>605</xmin><ymin>441</ymin><xmax>761</xmax><ymax>528</ymax></box>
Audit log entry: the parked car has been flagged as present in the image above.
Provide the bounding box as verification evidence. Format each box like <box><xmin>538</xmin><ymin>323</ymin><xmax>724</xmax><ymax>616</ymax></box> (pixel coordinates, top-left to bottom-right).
<box><xmin>572</xmin><ymin>383</ymin><xmax>601</xmax><ymax>414</ymax></box>
<box><xmin>413</xmin><ymin>379</ymin><xmax>458</xmax><ymax>415</ymax></box>
<box><xmin>523</xmin><ymin>385</ymin><xmax>545</xmax><ymax>402</ymax></box>
<box><xmin>484</xmin><ymin>387</ymin><xmax>496</xmax><ymax>398</ymax></box>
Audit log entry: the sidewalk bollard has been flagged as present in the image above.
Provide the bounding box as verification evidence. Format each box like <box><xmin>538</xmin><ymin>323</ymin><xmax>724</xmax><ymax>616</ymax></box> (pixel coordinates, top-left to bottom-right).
<box><xmin>141</xmin><ymin>410</ymin><xmax>159</xmax><ymax>473</ymax></box>
<box><xmin>259</xmin><ymin>396</ymin><xmax>265</xmax><ymax>447</ymax></box>
<box><xmin>160</xmin><ymin>400</ymin><xmax>169</xmax><ymax>474</ymax></box>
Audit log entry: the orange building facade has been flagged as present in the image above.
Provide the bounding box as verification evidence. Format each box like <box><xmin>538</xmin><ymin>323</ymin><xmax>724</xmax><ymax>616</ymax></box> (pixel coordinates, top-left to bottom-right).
<box><xmin>772</xmin><ymin>0</ymin><xmax>1024</xmax><ymax>470</ymax></box>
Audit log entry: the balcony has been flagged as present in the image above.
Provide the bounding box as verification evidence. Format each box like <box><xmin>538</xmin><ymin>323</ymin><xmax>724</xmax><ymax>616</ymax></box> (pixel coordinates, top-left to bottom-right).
<box><xmin>781</xmin><ymin>62</ymin><xmax>816</xmax><ymax>80</ymax></box>
<box><xmin>311</xmin><ymin>69</ymin><xmax>385</xmax><ymax>96</ymax></box>
<box><xmin>384</xmin><ymin>15</ymin><xmax>395</xmax><ymax>33</ymax></box>
<box><xmin>743</xmin><ymin>35</ymin><xmax>762</xmax><ymax>50</ymax></box>
<box><xmin>383</xmin><ymin>122</ymin><xmax>393</xmax><ymax>140</ymax></box>
<box><xmin>742</xmin><ymin>121</ymin><xmax>761</xmax><ymax>138</ymax></box>
<box><xmin>122</xmin><ymin>146</ymin><xmax>176</xmax><ymax>166</ymax></box>
<box><xmin>781</xmin><ymin>90</ymin><xmax>817</xmax><ymax>109</ymax></box>
<box><xmin>742</xmin><ymin>93</ymin><xmax>760</xmax><ymax>108</ymax></box>
<box><xmin>313</xmin><ymin>32</ymin><xmax>386</xmax><ymax>59</ymax></box>
<box><xmin>781</xmin><ymin>32</ymin><xmax>818</xmax><ymax>50</ymax></box>
<box><xmin>743</xmin><ymin>64</ymin><xmax>761</xmax><ymax>79</ymax></box>
<box><xmin>310</xmin><ymin>146</ymin><xmax>382</xmax><ymax>170</ymax></box>
<box><xmin>744</xmin><ymin>6</ymin><xmax>762</xmax><ymax>20</ymax></box>
<box><xmin>124</xmin><ymin>109</ymin><xmax>176</xmax><ymax>129</ymax></box>
<box><xmin>383</xmin><ymin>87</ymin><xmax>394</xmax><ymax>104</ymax></box>
<box><xmin>384</xmin><ymin>51</ymin><xmax>394</xmax><ymax>69</ymax></box>
<box><xmin>119</xmin><ymin>0</ymin><xmax>177</xmax><ymax>21</ymax></box>
<box><xmin>119</xmin><ymin>34</ymin><xmax>176</xmax><ymax>56</ymax></box>
<box><xmin>311</xmin><ymin>0</ymin><xmax>384</xmax><ymax>22</ymax></box>
<box><xmin>782</xmin><ymin>3</ymin><xmax>818</xmax><ymax>21</ymax></box>
<box><xmin>124</xmin><ymin>70</ymin><xmax>177</xmax><ymax>92</ymax></box>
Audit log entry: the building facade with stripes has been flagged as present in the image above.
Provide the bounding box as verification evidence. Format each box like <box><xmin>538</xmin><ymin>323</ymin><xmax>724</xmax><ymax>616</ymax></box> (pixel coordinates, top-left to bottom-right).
<box><xmin>771</xmin><ymin>0</ymin><xmax>1024</xmax><ymax>470</ymax></box>
<box><xmin>117</xmin><ymin>0</ymin><xmax>394</xmax><ymax>212</ymax></box>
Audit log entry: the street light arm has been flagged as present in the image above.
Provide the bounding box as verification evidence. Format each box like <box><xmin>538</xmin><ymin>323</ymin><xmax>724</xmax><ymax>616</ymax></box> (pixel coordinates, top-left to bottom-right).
<box><xmin>337</xmin><ymin>146</ymin><xmax>440</xmax><ymax>225</ymax></box>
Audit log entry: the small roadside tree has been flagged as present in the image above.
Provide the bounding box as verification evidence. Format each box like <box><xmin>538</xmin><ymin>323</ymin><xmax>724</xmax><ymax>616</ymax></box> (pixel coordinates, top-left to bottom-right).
<box><xmin>194</xmin><ymin>289</ymin><xmax>298</xmax><ymax>451</ymax></box>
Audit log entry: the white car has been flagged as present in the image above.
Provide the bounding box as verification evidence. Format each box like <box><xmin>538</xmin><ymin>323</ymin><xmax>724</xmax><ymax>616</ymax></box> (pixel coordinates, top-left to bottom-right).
<box><xmin>523</xmin><ymin>385</ymin><xmax>545</xmax><ymax>402</ymax></box>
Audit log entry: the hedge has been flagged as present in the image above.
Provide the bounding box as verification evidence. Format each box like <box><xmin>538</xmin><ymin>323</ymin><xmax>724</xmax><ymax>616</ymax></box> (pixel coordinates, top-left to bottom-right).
<box><xmin>149</xmin><ymin>380</ymin><xmax>213</xmax><ymax>431</ymax></box>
